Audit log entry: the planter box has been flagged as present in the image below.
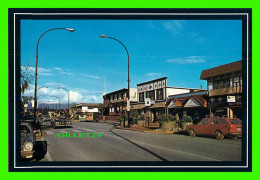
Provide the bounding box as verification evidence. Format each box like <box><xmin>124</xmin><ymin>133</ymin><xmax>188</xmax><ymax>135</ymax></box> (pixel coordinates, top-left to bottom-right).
<box><xmin>181</xmin><ymin>122</ymin><xmax>193</xmax><ymax>130</ymax></box>
<box><xmin>137</xmin><ymin>120</ymin><xmax>144</xmax><ymax>127</ymax></box>
<box><xmin>120</xmin><ymin>120</ymin><xmax>128</xmax><ymax>127</ymax></box>
<box><xmin>160</xmin><ymin>121</ymin><xmax>176</xmax><ymax>131</ymax></box>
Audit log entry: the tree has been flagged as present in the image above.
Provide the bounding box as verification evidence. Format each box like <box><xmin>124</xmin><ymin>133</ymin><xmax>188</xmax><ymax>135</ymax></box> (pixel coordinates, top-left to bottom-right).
<box><xmin>21</xmin><ymin>65</ymin><xmax>34</xmax><ymax>114</ymax></box>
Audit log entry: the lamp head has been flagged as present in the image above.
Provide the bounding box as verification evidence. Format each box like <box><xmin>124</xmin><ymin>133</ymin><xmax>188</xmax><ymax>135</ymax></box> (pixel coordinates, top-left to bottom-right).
<box><xmin>66</xmin><ymin>28</ymin><xmax>75</xmax><ymax>32</ymax></box>
<box><xmin>100</xmin><ymin>34</ymin><xmax>108</xmax><ymax>38</ymax></box>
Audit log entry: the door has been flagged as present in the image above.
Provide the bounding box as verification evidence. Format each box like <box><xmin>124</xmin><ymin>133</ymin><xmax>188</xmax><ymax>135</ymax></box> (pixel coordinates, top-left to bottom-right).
<box><xmin>195</xmin><ymin>118</ymin><xmax>209</xmax><ymax>134</ymax></box>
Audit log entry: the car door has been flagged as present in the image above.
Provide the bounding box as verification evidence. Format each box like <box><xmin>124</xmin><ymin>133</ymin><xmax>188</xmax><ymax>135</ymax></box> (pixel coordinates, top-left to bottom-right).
<box><xmin>207</xmin><ymin>118</ymin><xmax>220</xmax><ymax>135</ymax></box>
<box><xmin>218</xmin><ymin>118</ymin><xmax>230</xmax><ymax>135</ymax></box>
<box><xmin>195</xmin><ymin>118</ymin><xmax>209</xmax><ymax>134</ymax></box>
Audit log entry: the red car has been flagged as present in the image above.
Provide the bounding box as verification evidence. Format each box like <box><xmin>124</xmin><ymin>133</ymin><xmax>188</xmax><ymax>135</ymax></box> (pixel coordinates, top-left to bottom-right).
<box><xmin>186</xmin><ymin>117</ymin><xmax>242</xmax><ymax>139</ymax></box>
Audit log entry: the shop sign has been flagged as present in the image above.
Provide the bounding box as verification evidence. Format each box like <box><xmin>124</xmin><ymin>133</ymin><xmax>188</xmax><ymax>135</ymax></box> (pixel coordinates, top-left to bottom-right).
<box><xmin>127</xmin><ymin>99</ymin><xmax>130</xmax><ymax>111</ymax></box>
<box><xmin>227</xmin><ymin>96</ymin><xmax>236</xmax><ymax>103</ymax></box>
<box><xmin>145</xmin><ymin>98</ymin><xmax>151</xmax><ymax>106</ymax></box>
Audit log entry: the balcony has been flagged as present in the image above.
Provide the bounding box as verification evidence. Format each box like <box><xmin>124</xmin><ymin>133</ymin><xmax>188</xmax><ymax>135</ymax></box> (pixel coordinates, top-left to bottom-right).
<box><xmin>209</xmin><ymin>86</ymin><xmax>242</xmax><ymax>96</ymax></box>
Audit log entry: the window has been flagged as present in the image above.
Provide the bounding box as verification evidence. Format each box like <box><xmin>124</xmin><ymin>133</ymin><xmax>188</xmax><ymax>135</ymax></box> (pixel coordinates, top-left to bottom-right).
<box><xmin>139</xmin><ymin>92</ymin><xmax>144</xmax><ymax>102</ymax></box>
<box><xmin>208</xmin><ymin>82</ymin><xmax>213</xmax><ymax>91</ymax></box>
<box><xmin>220</xmin><ymin>119</ymin><xmax>227</xmax><ymax>124</ymax></box>
<box><xmin>200</xmin><ymin>119</ymin><xmax>208</xmax><ymax>125</ymax></box>
<box><xmin>209</xmin><ymin>118</ymin><xmax>218</xmax><ymax>125</ymax></box>
<box><xmin>157</xmin><ymin>88</ymin><xmax>164</xmax><ymax>100</ymax></box>
<box><xmin>146</xmin><ymin>90</ymin><xmax>155</xmax><ymax>100</ymax></box>
<box><xmin>229</xmin><ymin>119</ymin><xmax>242</xmax><ymax>125</ymax></box>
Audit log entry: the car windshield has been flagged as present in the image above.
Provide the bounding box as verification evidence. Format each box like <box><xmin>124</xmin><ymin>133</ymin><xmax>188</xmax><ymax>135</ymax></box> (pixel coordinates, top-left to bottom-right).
<box><xmin>230</xmin><ymin>119</ymin><xmax>242</xmax><ymax>125</ymax></box>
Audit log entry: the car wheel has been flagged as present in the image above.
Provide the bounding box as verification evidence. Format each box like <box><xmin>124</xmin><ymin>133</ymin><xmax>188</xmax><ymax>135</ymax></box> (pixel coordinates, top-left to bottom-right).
<box><xmin>215</xmin><ymin>130</ymin><xmax>224</xmax><ymax>140</ymax></box>
<box><xmin>189</xmin><ymin>129</ymin><xmax>196</xmax><ymax>137</ymax></box>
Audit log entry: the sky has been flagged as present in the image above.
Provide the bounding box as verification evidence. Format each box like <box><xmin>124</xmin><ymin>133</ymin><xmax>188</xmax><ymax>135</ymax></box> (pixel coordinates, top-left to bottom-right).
<box><xmin>20</xmin><ymin>19</ymin><xmax>242</xmax><ymax>105</ymax></box>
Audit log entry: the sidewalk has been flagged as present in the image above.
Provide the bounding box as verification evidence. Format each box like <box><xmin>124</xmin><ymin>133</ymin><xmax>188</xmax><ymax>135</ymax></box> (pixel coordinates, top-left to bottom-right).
<box><xmin>115</xmin><ymin>125</ymin><xmax>176</xmax><ymax>134</ymax></box>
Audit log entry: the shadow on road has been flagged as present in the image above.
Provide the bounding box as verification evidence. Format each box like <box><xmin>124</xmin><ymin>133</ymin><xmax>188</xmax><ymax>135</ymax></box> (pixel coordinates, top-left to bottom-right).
<box><xmin>34</xmin><ymin>140</ymin><xmax>48</xmax><ymax>161</ymax></box>
<box><xmin>109</xmin><ymin>128</ymin><xmax>168</xmax><ymax>161</ymax></box>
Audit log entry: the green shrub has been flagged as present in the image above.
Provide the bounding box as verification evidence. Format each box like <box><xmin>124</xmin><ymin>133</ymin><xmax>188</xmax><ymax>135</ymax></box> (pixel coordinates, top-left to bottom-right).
<box><xmin>139</xmin><ymin>115</ymin><xmax>145</xmax><ymax>121</ymax></box>
<box><xmin>180</xmin><ymin>116</ymin><xmax>193</xmax><ymax>122</ymax></box>
<box><xmin>129</xmin><ymin>110</ymin><xmax>139</xmax><ymax>124</ymax></box>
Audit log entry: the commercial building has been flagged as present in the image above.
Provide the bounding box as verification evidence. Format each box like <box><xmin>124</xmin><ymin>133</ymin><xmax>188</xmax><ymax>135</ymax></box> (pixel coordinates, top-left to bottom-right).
<box><xmin>103</xmin><ymin>88</ymin><xmax>138</xmax><ymax>117</ymax></box>
<box><xmin>200</xmin><ymin>60</ymin><xmax>242</xmax><ymax>119</ymax></box>
<box><xmin>167</xmin><ymin>90</ymin><xmax>208</xmax><ymax>123</ymax></box>
<box><xmin>74</xmin><ymin>103</ymin><xmax>103</xmax><ymax>121</ymax></box>
<box><xmin>133</xmin><ymin>77</ymin><xmax>205</xmax><ymax>122</ymax></box>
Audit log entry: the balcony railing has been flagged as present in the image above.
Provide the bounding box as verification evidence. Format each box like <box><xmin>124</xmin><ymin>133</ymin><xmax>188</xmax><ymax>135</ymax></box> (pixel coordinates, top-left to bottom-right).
<box><xmin>209</xmin><ymin>86</ymin><xmax>242</xmax><ymax>96</ymax></box>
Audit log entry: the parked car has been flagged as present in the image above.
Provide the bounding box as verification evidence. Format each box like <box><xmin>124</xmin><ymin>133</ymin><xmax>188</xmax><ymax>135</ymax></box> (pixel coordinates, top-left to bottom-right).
<box><xmin>186</xmin><ymin>117</ymin><xmax>242</xmax><ymax>140</ymax></box>
<box><xmin>51</xmin><ymin>117</ymin><xmax>72</xmax><ymax>128</ymax></box>
<box><xmin>21</xmin><ymin>122</ymin><xmax>35</xmax><ymax>159</ymax></box>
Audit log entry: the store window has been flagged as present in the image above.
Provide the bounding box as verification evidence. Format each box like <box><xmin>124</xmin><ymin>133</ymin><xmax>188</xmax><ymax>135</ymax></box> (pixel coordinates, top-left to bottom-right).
<box><xmin>146</xmin><ymin>90</ymin><xmax>155</xmax><ymax>100</ymax></box>
<box><xmin>157</xmin><ymin>88</ymin><xmax>164</xmax><ymax>100</ymax></box>
<box><xmin>139</xmin><ymin>92</ymin><xmax>144</xmax><ymax>102</ymax></box>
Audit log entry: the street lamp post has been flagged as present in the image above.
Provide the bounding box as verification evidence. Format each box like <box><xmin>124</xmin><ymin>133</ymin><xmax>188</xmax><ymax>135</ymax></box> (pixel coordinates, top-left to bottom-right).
<box><xmin>100</xmin><ymin>35</ymin><xmax>130</xmax><ymax>128</ymax></box>
<box><xmin>51</xmin><ymin>96</ymin><xmax>61</xmax><ymax>111</ymax></box>
<box><xmin>57</xmin><ymin>87</ymin><xmax>70</xmax><ymax>114</ymax></box>
<box><xmin>33</xmin><ymin>28</ymin><xmax>75</xmax><ymax>127</ymax></box>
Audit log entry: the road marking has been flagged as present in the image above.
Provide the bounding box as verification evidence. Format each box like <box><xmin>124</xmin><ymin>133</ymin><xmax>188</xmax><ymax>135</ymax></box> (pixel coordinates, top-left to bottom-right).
<box><xmin>82</xmin><ymin>128</ymin><xmax>96</xmax><ymax>132</ymax></box>
<box><xmin>60</xmin><ymin>130</ymin><xmax>69</xmax><ymax>133</ymax></box>
<box><xmin>131</xmin><ymin>140</ymin><xmax>221</xmax><ymax>161</ymax></box>
<box><xmin>44</xmin><ymin>130</ymin><xmax>54</xmax><ymax>135</ymax></box>
<box><xmin>71</xmin><ymin>130</ymin><xmax>82</xmax><ymax>133</ymax></box>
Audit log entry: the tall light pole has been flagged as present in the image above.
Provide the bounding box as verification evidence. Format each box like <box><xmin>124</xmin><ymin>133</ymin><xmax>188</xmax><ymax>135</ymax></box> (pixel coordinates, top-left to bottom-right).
<box><xmin>51</xmin><ymin>96</ymin><xmax>61</xmax><ymax>111</ymax></box>
<box><xmin>33</xmin><ymin>28</ymin><xmax>75</xmax><ymax>126</ymax></box>
<box><xmin>100</xmin><ymin>35</ymin><xmax>130</xmax><ymax>127</ymax></box>
<box><xmin>57</xmin><ymin>87</ymin><xmax>70</xmax><ymax>113</ymax></box>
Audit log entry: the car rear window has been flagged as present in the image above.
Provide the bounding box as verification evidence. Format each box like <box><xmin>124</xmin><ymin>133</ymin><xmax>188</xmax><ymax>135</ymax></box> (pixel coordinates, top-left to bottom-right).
<box><xmin>229</xmin><ymin>119</ymin><xmax>242</xmax><ymax>125</ymax></box>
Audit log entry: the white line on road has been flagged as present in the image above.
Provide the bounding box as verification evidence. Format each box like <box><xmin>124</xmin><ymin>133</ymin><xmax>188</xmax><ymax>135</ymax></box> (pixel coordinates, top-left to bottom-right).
<box><xmin>71</xmin><ymin>130</ymin><xmax>82</xmax><ymax>133</ymax></box>
<box><xmin>45</xmin><ymin>130</ymin><xmax>54</xmax><ymax>135</ymax></box>
<box><xmin>131</xmin><ymin>140</ymin><xmax>221</xmax><ymax>161</ymax></box>
<box><xmin>60</xmin><ymin>130</ymin><xmax>69</xmax><ymax>133</ymax></box>
<box><xmin>81</xmin><ymin>128</ymin><xmax>96</xmax><ymax>132</ymax></box>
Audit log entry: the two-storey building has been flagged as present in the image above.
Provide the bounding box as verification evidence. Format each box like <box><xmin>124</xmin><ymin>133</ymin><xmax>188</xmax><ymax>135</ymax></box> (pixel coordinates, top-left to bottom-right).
<box><xmin>133</xmin><ymin>77</ymin><xmax>205</xmax><ymax>122</ymax></box>
<box><xmin>200</xmin><ymin>60</ymin><xmax>242</xmax><ymax>119</ymax></box>
<box><xmin>103</xmin><ymin>88</ymin><xmax>138</xmax><ymax>117</ymax></box>
<box><xmin>74</xmin><ymin>103</ymin><xmax>103</xmax><ymax>121</ymax></box>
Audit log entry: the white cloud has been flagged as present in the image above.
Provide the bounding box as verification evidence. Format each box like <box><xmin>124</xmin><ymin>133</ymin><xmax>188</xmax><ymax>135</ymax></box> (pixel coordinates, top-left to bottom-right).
<box><xmin>80</xmin><ymin>74</ymin><xmax>101</xmax><ymax>79</ymax></box>
<box><xmin>21</xmin><ymin>66</ymin><xmax>53</xmax><ymax>76</ymax></box>
<box><xmin>166</xmin><ymin>56</ymin><xmax>206</xmax><ymax>64</ymax></box>
<box><xmin>53</xmin><ymin>67</ymin><xmax>62</xmax><ymax>71</ymax></box>
<box><xmin>60</xmin><ymin>71</ymin><xmax>73</xmax><ymax>75</ymax></box>
<box><xmin>145</xmin><ymin>73</ymin><xmax>162</xmax><ymax>76</ymax></box>
<box><xmin>22</xmin><ymin>84</ymin><xmax>103</xmax><ymax>104</ymax></box>
<box><xmin>44</xmin><ymin>82</ymin><xmax>66</xmax><ymax>87</ymax></box>
<box><xmin>162</xmin><ymin>20</ymin><xmax>184</xmax><ymax>35</ymax></box>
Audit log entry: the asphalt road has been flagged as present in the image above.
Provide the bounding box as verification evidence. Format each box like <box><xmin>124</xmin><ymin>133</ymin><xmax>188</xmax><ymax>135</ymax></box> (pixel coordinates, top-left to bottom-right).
<box><xmin>40</xmin><ymin>121</ymin><xmax>242</xmax><ymax>161</ymax></box>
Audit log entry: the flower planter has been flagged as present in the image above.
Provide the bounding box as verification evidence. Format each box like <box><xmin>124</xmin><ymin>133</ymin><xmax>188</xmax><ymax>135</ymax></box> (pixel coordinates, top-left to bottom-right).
<box><xmin>120</xmin><ymin>120</ymin><xmax>128</xmax><ymax>127</ymax></box>
<box><xmin>181</xmin><ymin>122</ymin><xmax>193</xmax><ymax>130</ymax></box>
<box><xmin>137</xmin><ymin>120</ymin><xmax>144</xmax><ymax>127</ymax></box>
<box><xmin>160</xmin><ymin>121</ymin><xmax>176</xmax><ymax>131</ymax></box>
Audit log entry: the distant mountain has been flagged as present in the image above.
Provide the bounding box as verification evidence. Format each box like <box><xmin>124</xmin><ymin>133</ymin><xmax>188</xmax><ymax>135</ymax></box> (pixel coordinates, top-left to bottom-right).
<box><xmin>27</xmin><ymin>102</ymin><xmax>72</xmax><ymax>110</ymax></box>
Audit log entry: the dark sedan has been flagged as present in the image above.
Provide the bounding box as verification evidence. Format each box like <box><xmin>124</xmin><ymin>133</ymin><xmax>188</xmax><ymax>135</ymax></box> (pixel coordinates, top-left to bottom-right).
<box><xmin>21</xmin><ymin>122</ymin><xmax>35</xmax><ymax>159</ymax></box>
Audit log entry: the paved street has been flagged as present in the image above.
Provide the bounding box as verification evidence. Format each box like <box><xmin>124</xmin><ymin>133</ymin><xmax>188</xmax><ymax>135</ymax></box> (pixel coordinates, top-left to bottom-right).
<box><xmin>40</xmin><ymin>121</ymin><xmax>242</xmax><ymax>161</ymax></box>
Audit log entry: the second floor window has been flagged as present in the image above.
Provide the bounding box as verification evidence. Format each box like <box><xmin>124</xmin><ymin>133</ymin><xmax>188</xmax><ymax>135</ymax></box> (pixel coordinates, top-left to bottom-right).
<box><xmin>139</xmin><ymin>92</ymin><xmax>144</xmax><ymax>102</ymax></box>
<box><xmin>157</xmin><ymin>88</ymin><xmax>164</xmax><ymax>100</ymax></box>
